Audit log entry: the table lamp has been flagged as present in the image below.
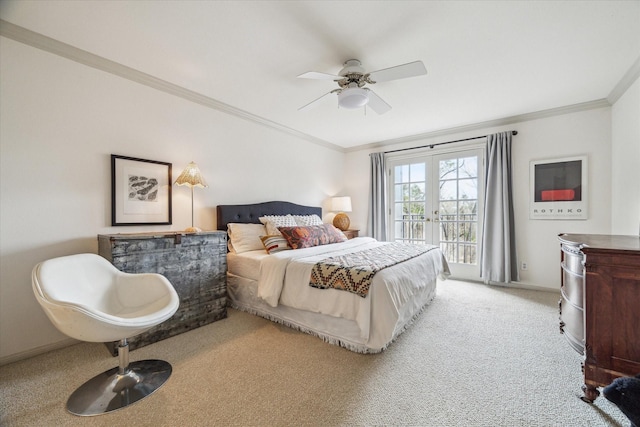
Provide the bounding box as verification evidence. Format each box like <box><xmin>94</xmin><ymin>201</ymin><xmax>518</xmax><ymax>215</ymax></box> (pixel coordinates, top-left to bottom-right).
<box><xmin>174</xmin><ymin>161</ymin><xmax>208</xmax><ymax>232</ymax></box>
<box><xmin>331</xmin><ymin>196</ymin><xmax>352</xmax><ymax>231</ymax></box>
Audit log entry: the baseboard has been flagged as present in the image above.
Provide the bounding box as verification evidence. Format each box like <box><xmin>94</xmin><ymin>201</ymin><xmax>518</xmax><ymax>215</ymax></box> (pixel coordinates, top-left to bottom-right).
<box><xmin>489</xmin><ymin>280</ymin><xmax>559</xmax><ymax>293</ymax></box>
<box><xmin>0</xmin><ymin>338</ymin><xmax>77</xmax><ymax>366</ymax></box>
<box><xmin>457</xmin><ymin>278</ymin><xmax>560</xmax><ymax>293</ymax></box>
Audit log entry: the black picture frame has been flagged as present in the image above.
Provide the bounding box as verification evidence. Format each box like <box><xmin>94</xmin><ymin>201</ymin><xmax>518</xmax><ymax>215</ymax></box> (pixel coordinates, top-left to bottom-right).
<box><xmin>529</xmin><ymin>155</ymin><xmax>587</xmax><ymax>220</ymax></box>
<box><xmin>111</xmin><ymin>154</ymin><xmax>172</xmax><ymax>226</ymax></box>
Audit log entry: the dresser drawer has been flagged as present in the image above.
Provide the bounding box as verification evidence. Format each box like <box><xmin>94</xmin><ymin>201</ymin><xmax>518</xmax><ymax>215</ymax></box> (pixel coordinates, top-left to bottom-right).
<box><xmin>559</xmin><ymin>296</ymin><xmax>583</xmax><ymax>351</ymax></box>
<box><xmin>561</xmin><ymin>264</ymin><xmax>584</xmax><ymax>308</ymax></box>
<box><xmin>562</xmin><ymin>244</ymin><xmax>584</xmax><ymax>275</ymax></box>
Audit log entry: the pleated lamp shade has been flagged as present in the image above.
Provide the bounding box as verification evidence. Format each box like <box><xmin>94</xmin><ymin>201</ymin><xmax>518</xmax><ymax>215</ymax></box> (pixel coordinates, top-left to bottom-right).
<box><xmin>174</xmin><ymin>162</ymin><xmax>208</xmax><ymax>188</ymax></box>
<box><xmin>174</xmin><ymin>162</ymin><xmax>208</xmax><ymax>232</ymax></box>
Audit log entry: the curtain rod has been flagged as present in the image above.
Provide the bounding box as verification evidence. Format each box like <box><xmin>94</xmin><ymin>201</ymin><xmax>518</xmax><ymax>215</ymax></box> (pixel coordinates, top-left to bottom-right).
<box><xmin>384</xmin><ymin>130</ymin><xmax>518</xmax><ymax>154</ymax></box>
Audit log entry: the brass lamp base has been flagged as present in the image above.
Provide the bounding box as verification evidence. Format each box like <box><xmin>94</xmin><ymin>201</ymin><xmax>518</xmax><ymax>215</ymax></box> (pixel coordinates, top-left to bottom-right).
<box><xmin>333</xmin><ymin>213</ymin><xmax>350</xmax><ymax>231</ymax></box>
<box><xmin>185</xmin><ymin>227</ymin><xmax>202</xmax><ymax>233</ymax></box>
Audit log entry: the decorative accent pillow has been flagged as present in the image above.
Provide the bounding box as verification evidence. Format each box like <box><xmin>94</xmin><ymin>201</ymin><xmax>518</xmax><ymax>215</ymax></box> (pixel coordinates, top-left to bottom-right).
<box><xmin>227</xmin><ymin>223</ymin><xmax>267</xmax><ymax>254</ymax></box>
<box><xmin>260</xmin><ymin>235</ymin><xmax>291</xmax><ymax>254</ymax></box>
<box><xmin>259</xmin><ymin>215</ymin><xmax>297</xmax><ymax>235</ymax></box>
<box><xmin>293</xmin><ymin>214</ymin><xmax>323</xmax><ymax>226</ymax></box>
<box><xmin>278</xmin><ymin>224</ymin><xmax>347</xmax><ymax>249</ymax></box>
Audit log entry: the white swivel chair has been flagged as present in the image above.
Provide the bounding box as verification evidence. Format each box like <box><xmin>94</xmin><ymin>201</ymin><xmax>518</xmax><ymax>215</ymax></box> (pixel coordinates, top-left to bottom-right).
<box><xmin>32</xmin><ymin>253</ymin><xmax>180</xmax><ymax>416</ymax></box>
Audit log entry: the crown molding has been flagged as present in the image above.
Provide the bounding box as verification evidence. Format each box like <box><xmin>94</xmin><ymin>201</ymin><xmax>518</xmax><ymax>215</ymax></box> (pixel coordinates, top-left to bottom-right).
<box><xmin>2</xmin><ymin>19</ymin><xmax>628</xmax><ymax>156</ymax></box>
<box><xmin>346</xmin><ymin>98</ymin><xmax>612</xmax><ymax>153</ymax></box>
<box><xmin>607</xmin><ymin>55</ymin><xmax>640</xmax><ymax>105</ymax></box>
<box><xmin>0</xmin><ymin>20</ymin><xmax>344</xmax><ymax>153</ymax></box>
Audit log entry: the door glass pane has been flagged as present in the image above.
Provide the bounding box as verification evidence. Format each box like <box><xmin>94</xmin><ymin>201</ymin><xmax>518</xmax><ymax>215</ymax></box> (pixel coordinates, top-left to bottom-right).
<box><xmin>393</xmin><ymin>162</ymin><xmax>427</xmax><ymax>243</ymax></box>
<box><xmin>394</xmin><ymin>184</ymin><xmax>410</xmax><ymax>200</ymax></box>
<box><xmin>439</xmin><ymin>201</ymin><xmax>457</xmax><ymax>217</ymax></box>
<box><xmin>441</xmin><ymin>242</ymin><xmax>455</xmax><ymax>261</ymax></box>
<box><xmin>440</xmin><ymin>180</ymin><xmax>457</xmax><ymax>200</ymax></box>
<box><xmin>412</xmin><ymin>222</ymin><xmax>424</xmax><ymax>239</ymax></box>
<box><xmin>439</xmin><ymin>159</ymin><xmax>457</xmax><ymax>179</ymax></box>
<box><xmin>438</xmin><ymin>155</ymin><xmax>479</xmax><ymax>266</ymax></box>
<box><xmin>458</xmin><ymin>179</ymin><xmax>477</xmax><ymax>200</ymax></box>
<box><xmin>459</xmin><ymin>200</ymin><xmax>478</xmax><ymax>221</ymax></box>
<box><xmin>458</xmin><ymin>157</ymin><xmax>477</xmax><ymax>178</ymax></box>
<box><xmin>458</xmin><ymin>222</ymin><xmax>477</xmax><ymax>243</ymax></box>
<box><xmin>411</xmin><ymin>183</ymin><xmax>425</xmax><ymax>200</ymax></box>
<box><xmin>409</xmin><ymin>202</ymin><xmax>425</xmax><ymax>216</ymax></box>
<box><xmin>410</xmin><ymin>163</ymin><xmax>426</xmax><ymax>182</ymax></box>
<box><xmin>440</xmin><ymin>221</ymin><xmax>456</xmax><ymax>242</ymax></box>
<box><xmin>458</xmin><ymin>244</ymin><xmax>477</xmax><ymax>264</ymax></box>
<box><xmin>395</xmin><ymin>165</ymin><xmax>409</xmax><ymax>182</ymax></box>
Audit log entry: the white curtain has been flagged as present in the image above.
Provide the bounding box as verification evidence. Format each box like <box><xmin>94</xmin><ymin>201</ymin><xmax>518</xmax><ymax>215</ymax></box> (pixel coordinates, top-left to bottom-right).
<box><xmin>480</xmin><ymin>132</ymin><xmax>518</xmax><ymax>283</ymax></box>
<box><xmin>367</xmin><ymin>152</ymin><xmax>387</xmax><ymax>241</ymax></box>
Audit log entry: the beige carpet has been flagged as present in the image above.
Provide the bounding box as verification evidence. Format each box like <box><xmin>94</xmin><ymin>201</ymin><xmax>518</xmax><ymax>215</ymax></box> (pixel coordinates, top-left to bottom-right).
<box><xmin>0</xmin><ymin>279</ymin><xmax>628</xmax><ymax>426</ymax></box>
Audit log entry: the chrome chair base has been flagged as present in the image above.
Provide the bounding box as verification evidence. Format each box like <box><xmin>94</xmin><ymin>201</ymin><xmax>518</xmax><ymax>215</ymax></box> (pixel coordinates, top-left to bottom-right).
<box><xmin>66</xmin><ymin>359</ymin><xmax>172</xmax><ymax>416</ymax></box>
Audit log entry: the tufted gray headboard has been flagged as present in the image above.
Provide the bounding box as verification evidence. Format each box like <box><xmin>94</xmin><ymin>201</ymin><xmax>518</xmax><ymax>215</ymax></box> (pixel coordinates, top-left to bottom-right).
<box><xmin>216</xmin><ymin>201</ymin><xmax>322</xmax><ymax>231</ymax></box>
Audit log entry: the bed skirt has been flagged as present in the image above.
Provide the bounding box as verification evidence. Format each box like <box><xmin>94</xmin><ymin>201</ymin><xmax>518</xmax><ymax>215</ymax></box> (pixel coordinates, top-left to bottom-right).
<box><xmin>226</xmin><ymin>272</ymin><xmax>437</xmax><ymax>354</ymax></box>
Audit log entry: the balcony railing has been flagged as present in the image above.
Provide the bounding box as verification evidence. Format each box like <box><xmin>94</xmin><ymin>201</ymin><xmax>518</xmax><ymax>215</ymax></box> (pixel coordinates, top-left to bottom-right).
<box><xmin>394</xmin><ymin>213</ymin><xmax>477</xmax><ymax>264</ymax></box>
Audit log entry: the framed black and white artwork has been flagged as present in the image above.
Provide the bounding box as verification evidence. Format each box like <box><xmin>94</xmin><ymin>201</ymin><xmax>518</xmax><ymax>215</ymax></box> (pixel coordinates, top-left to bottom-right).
<box><xmin>530</xmin><ymin>155</ymin><xmax>587</xmax><ymax>220</ymax></box>
<box><xmin>111</xmin><ymin>154</ymin><xmax>172</xmax><ymax>226</ymax></box>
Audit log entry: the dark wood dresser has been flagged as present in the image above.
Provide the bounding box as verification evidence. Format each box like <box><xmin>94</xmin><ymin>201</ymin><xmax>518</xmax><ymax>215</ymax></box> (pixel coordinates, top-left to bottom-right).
<box><xmin>558</xmin><ymin>233</ymin><xmax>640</xmax><ymax>402</ymax></box>
<box><xmin>98</xmin><ymin>231</ymin><xmax>227</xmax><ymax>354</ymax></box>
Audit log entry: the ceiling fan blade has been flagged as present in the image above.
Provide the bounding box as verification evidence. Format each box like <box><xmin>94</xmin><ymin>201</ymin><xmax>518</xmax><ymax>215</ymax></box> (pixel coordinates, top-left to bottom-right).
<box><xmin>368</xmin><ymin>61</ymin><xmax>427</xmax><ymax>83</ymax></box>
<box><xmin>297</xmin><ymin>71</ymin><xmax>342</xmax><ymax>80</ymax></box>
<box><xmin>298</xmin><ymin>91</ymin><xmax>335</xmax><ymax>111</ymax></box>
<box><xmin>366</xmin><ymin>89</ymin><xmax>391</xmax><ymax>114</ymax></box>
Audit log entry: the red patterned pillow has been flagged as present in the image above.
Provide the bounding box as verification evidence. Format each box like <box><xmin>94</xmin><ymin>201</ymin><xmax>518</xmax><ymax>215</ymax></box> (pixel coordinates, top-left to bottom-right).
<box><xmin>278</xmin><ymin>224</ymin><xmax>347</xmax><ymax>249</ymax></box>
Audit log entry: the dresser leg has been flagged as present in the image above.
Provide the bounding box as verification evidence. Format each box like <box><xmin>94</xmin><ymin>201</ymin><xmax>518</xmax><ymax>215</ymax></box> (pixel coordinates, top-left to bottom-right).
<box><xmin>580</xmin><ymin>384</ymin><xmax>600</xmax><ymax>403</ymax></box>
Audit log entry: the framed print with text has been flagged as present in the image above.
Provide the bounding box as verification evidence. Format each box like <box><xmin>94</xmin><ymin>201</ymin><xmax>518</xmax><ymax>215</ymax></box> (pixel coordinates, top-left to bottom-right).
<box><xmin>530</xmin><ymin>155</ymin><xmax>587</xmax><ymax>220</ymax></box>
<box><xmin>111</xmin><ymin>154</ymin><xmax>172</xmax><ymax>226</ymax></box>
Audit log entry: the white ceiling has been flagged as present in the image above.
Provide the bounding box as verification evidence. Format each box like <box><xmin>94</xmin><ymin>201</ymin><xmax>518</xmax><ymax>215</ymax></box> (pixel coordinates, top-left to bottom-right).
<box><xmin>2</xmin><ymin>1</ymin><xmax>639</xmax><ymax>150</ymax></box>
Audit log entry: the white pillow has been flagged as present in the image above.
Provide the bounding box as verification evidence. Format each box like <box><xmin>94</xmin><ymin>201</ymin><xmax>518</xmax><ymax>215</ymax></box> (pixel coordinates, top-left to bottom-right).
<box><xmin>227</xmin><ymin>223</ymin><xmax>267</xmax><ymax>254</ymax></box>
<box><xmin>259</xmin><ymin>215</ymin><xmax>297</xmax><ymax>235</ymax></box>
<box><xmin>293</xmin><ymin>214</ymin><xmax>323</xmax><ymax>226</ymax></box>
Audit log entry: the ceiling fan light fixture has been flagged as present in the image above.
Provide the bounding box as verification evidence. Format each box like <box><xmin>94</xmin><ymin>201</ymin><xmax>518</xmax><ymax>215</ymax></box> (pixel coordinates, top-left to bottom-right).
<box><xmin>338</xmin><ymin>87</ymin><xmax>369</xmax><ymax>109</ymax></box>
<box><xmin>298</xmin><ymin>59</ymin><xmax>427</xmax><ymax>113</ymax></box>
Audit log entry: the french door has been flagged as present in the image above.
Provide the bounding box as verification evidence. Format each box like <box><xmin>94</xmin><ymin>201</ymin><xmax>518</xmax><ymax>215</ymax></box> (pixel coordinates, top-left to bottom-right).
<box><xmin>388</xmin><ymin>148</ymin><xmax>484</xmax><ymax>279</ymax></box>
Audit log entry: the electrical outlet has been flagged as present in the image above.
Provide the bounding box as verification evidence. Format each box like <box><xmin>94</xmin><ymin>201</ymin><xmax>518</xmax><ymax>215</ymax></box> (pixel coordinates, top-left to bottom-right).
<box><xmin>521</xmin><ymin>262</ymin><xmax>528</xmax><ymax>270</ymax></box>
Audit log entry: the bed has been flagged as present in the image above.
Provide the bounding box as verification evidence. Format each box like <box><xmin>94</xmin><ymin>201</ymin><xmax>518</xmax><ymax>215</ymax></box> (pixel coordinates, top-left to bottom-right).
<box><xmin>216</xmin><ymin>201</ymin><xmax>450</xmax><ymax>353</ymax></box>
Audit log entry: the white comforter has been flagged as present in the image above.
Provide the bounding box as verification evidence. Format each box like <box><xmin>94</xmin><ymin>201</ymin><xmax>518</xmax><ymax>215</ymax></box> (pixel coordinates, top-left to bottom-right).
<box><xmin>256</xmin><ymin>237</ymin><xmax>449</xmax><ymax>340</ymax></box>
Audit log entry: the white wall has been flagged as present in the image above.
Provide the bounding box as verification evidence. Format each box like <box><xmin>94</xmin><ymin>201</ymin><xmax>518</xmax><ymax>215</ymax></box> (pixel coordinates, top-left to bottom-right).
<box><xmin>344</xmin><ymin>106</ymin><xmax>614</xmax><ymax>291</ymax></box>
<box><xmin>2</xmin><ymin>31</ymin><xmax>635</xmax><ymax>364</ymax></box>
<box><xmin>611</xmin><ymin>75</ymin><xmax>640</xmax><ymax>235</ymax></box>
<box><xmin>0</xmin><ymin>38</ymin><xmax>345</xmax><ymax>363</ymax></box>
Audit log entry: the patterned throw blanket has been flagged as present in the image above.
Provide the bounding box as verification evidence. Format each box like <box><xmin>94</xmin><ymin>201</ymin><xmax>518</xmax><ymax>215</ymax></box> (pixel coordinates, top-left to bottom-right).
<box><xmin>309</xmin><ymin>243</ymin><xmax>436</xmax><ymax>297</ymax></box>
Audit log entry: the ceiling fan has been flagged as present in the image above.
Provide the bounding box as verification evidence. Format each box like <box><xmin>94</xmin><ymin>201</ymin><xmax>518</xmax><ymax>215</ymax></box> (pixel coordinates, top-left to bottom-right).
<box><xmin>297</xmin><ymin>59</ymin><xmax>427</xmax><ymax>114</ymax></box>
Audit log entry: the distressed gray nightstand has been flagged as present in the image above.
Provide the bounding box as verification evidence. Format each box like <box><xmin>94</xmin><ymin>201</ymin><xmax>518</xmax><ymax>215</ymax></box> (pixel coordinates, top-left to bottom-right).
<box><xmin>98</xmin><ymin>231</ymin><xmax>227</xmax><ymax>354</ymax></box>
